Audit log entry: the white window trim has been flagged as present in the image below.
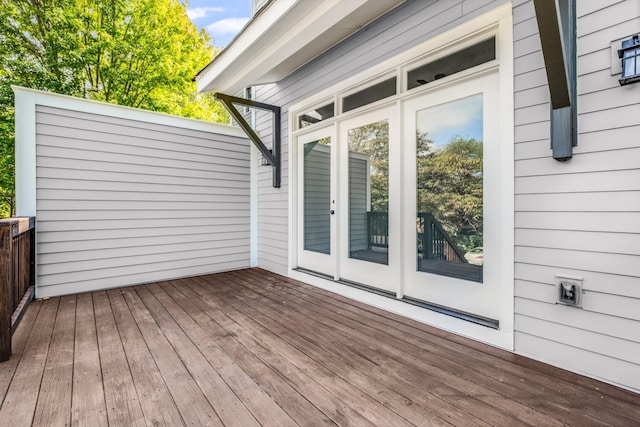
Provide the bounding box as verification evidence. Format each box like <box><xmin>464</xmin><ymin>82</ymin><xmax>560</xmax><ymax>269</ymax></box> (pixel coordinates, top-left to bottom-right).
<box><xmin>288</xmin><ymin>3</ymin><xmax>514</xmax><ymax>350</ymax></box>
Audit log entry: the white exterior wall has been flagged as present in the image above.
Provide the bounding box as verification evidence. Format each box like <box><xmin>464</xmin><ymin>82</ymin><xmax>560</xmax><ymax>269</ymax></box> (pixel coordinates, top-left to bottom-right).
<box><xmin>14</xmin><ymin>87</ymin><xmax>252</xmax><ymax>298</ymax></box>
<box><xmin>513</xmin><ymin>0</ymin><xmax>640</xmax><ymax>392</ymax></box>
<box><xmin>254</xmin><ymin>0</ymin><xmax>507</xmax><ymax>275</ymax></box>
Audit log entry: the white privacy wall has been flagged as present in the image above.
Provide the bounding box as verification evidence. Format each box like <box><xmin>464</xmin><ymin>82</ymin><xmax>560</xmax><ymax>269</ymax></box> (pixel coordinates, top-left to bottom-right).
<box><xmin>513</xmin><ymin>0</ymin><xmax>640</xmax><ymax>392</ymax></box>
<box><xmin>14</xmin><ymin>87</ymin><xmax>251</xmax><ymax>298</ymax></box>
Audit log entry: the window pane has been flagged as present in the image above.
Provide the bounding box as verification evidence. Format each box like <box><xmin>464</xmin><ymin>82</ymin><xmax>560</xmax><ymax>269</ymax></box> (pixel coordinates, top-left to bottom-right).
<box><xmin>416</xmin><ymin>94</ymin><xmax>483</xmax><ymax>282</ymax></box>
<box><xmin>408</xmin><ymin>38</ymin><xmax>495</xmax><ymax>89</ymax></box>
<box><xmin>304</xmin><ymin>138</ymin><xmax>331</xmax><ymax>254</ymax></box>
<box><xmin>299</xmin><ymin>103</ymin><xmax>334</xmax><ymax>128</ymax></box>
<box><xmin>343</xmin><ymin>78</ymin><xmax>397</xmax><ymax>113</ymax></box>
<box><xmin>348</xmin><ymin>120</ymin><xmax>389</xmax><ymax>265</ymax></box>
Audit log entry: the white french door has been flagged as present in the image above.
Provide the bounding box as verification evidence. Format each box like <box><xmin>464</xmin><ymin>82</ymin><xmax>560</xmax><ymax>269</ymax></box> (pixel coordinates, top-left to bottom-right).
<box><xmin>291</xmin><ymin>8</ymin><xmax>514</xmax><ymax>346</ymax></box>
<box><xmin>296</xmin><ymin>72</ymin><xmax>503</xmax><ymax>322</ymax></box>
<box><xmin>295</xmin><ymin>125</ymin><xmax>337</xmax><ymax>278</ymax></box>
<box><xmin>295</xmin><ymin>106</ymin><xmax>399</xmax><ymax>292</ymax></box>
<box><xmin>401</xmin><ymin>71</ymin><xmax>502</xmax><ymax>321</ymax></box>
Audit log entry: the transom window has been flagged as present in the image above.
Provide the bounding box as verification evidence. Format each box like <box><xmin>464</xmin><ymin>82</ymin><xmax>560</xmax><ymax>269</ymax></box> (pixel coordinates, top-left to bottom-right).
<box><xmin>298</xmin><ymin>102</ymin><xmax>335</xmax><ymax>128</ymax></box>
<box><xmin>407</xmin><ymin>37</ymin><xmax>495</xmax><ymax>90</ymax></box>
<box><xmin>295</xmin><ymin>34</ymin><xmax>498</xmax><ymax>131</ymax></box>
<box><xmin>342</xmin><ymin>77</ymin><xmax>397</xmax><ymax>113</ymax></box>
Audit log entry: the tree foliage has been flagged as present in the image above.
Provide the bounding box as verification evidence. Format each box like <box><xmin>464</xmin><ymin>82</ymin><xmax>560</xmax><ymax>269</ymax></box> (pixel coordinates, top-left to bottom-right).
<box><xmin>348</xmin><ymin>120</ymin><xmax>389</xmax><ymax>212</ymax></box>
<box><xmin>417</xmin><ymin>133</ymin><xmax>483</xmax><ymax>250</ymax></box>
<box><xmin>0</xmin><ymin>0</ymin><xmax>229</xmax><ymax>217</ymax></box>
<box><xmin>346</xmin><ymin>122</ymin><xmax>483</xmax><ymax>251</ymax></box>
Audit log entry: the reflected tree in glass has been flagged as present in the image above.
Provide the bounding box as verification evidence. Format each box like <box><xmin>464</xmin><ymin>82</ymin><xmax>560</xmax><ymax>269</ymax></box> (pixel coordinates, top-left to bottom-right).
<box><xmin>348</xmin><ymin>120</ymin><xmax>389</xmax><ymax>265</ymax></box>
<box><xmin>416</xmin><ymin>94</ymin><xmax>484</xmax><ymax>282</ymax></box>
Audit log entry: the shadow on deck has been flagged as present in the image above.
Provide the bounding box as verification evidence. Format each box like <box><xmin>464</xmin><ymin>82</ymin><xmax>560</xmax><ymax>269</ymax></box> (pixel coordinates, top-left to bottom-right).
<box><xmin>0</xmin><ymin>268</ymin><xmax>638</xmax><ymax>426</ymax></box>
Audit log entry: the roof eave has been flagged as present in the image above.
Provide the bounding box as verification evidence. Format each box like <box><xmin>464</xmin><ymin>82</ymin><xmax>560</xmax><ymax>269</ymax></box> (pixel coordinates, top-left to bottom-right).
<box><xmin>195</xmin><ymin>0</ymin><xmax>406</xmax><ymax>94</ymax></box>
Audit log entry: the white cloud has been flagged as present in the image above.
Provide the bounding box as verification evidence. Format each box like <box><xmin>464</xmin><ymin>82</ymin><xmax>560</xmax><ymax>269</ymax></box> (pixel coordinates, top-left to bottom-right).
<box><xmin>187</xmin><ymin>6</ymin><xmax>224</xmax><ymax>20</ymax></box>
<box><xmin>206</xmin><ymin>17</ymin><xmax>250</xmax><ymax>36</ymax></box>
<box><xmin>417</xmin><ymin>94</ymin><xmax>483</xmax><ymax>140</ymax></box>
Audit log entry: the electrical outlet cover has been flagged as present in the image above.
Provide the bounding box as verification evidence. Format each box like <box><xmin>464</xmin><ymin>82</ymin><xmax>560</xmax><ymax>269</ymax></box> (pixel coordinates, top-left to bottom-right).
<box><xmin>556</xmin><ymin>275</ymin><xmax>583</xmax><ymax>308</ymax></box>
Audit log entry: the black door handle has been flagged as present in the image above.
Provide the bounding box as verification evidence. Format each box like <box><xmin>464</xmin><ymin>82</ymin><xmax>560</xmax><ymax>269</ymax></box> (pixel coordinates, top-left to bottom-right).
<box><xmin>330</xmin><ymin>210</ymin><xmax>335</xmax><ymax>215</ymax></box>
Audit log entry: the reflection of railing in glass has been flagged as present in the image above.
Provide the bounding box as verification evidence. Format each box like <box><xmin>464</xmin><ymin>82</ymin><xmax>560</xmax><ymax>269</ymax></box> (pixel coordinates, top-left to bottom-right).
<box><xmin>366</xmin><ymin>212</ymin><xmax>466</xmax><ymax>262</ymax></box>
<box><xmin>417</xmin><ymin>212</ymin><xmax>466</xmax><ymax>264</ymax></box>
<box><xmin>364</xmin><ymin>211</ymin><xmax>482</xmax><ymax>282</ymax></box>
<box><xmin>367</xmin><ymin>212</ymin><xmax>388</xmax><ymax>249</ymax></box>
<box><xmin>417</xmin><ymin>212</ymin><xmax>483</xmax><ymax>283</ymax></box>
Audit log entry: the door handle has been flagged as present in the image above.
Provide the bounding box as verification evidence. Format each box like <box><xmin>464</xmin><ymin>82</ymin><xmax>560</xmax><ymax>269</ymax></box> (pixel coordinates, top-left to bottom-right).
<box><xmin>330</xmin><ymin>210</ymin><xmax>335</xmax><ymax>215</ymax></box>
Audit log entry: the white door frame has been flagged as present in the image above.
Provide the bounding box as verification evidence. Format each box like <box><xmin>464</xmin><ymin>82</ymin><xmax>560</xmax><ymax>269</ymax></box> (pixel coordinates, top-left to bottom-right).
<box><xmin>294</xmin><ymin>124</ymin><xmax>337</xmax><ymax>278</ymax></box>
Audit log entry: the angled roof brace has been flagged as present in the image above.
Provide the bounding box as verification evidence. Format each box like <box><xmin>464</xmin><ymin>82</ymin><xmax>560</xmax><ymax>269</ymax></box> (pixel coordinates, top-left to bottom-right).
<box><xmin>214</xmin><ymin>93</ymin><xmax>281</xmax><ymax>188</ymax></box>
<box><xmin>533</xmin><ymin>0</ymin><xmax>577</xmax><ymax>161</ymax></box>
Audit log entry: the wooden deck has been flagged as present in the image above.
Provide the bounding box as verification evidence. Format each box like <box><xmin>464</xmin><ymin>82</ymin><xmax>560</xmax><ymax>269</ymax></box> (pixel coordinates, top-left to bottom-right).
<box><xmin>0</xmin><ymin>268</ymin><xmax>638</xmax><ymax>426</ymax></box>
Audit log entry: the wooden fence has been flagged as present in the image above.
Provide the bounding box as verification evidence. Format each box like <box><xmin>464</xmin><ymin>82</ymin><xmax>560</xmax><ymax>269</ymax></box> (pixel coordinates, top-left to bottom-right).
<box><xmin>0</xmin><ymin>217</ymin><xmax>35</xmax><ymax>362</ymax></box>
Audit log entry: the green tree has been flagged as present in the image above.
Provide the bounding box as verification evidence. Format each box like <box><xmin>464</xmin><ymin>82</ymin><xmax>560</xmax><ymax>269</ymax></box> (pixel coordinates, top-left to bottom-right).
<box><xmin>0</xmin><ymin>92</ymin><xmax>14</xmax><ymax>218</ymax></box>
<box><xmin>348</xmin><ymin>120</ymin><xmax>389</xmax><ymax>212</ymax></box>
<box><xmin>417</xmin><ymin>133</ymin><xmax>483</xmax><ymax>251</ymax></box>
<box><xmin>0</xmin><ymin>0</ymin><xmax>229</xmax><ymax>217</ymax></box>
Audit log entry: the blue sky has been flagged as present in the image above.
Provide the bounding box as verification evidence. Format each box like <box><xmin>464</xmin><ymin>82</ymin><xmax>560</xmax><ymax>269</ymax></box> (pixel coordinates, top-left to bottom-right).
<box><xmin>417</xmin><ymin>94</ymin><xmax>483</xmax><ymax>147</ymax></box>
<box><xmin>183</xmin><ymin>0</ymin><xmax>252</xmax><ymax>47</ymax></box>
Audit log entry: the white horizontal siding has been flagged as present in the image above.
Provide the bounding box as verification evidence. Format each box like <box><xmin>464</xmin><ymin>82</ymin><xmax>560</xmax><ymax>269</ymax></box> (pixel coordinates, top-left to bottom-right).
<box><xmin>34</xmin><ymin>103</ymin><xmax>251</xmax><ymax>297</ymax></box>
<box><xmin>514</xmin><ymin>0</ymin><xmax>640</xmax><ymax>392</ymax></box>
<box><xmin>516</xmin><ymin>332</ymin><xmax>640</xmax><ymax>394</ymax></box>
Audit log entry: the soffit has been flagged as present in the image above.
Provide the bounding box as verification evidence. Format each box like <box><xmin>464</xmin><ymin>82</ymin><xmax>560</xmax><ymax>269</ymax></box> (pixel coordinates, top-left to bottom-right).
<box><xmin>195</xmin><ymin>0</ymin><xmax>406</xmax><ymax>94</ymax></box>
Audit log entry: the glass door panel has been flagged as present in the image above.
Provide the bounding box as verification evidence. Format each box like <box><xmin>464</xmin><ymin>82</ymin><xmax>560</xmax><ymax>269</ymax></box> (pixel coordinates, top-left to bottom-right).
<box><xmin>296</xmin><ymin>126</ymin><xmax>336</xmax><ymax>277</ymax></box>
<box><xmin>304</xmin><ymin>138</ymin><xmax>332</xmax><ymax>254</ymax></box>
<box><xmin>416</xmin><ymin>94</ymin><xmax>483</xmax><ymax>283</ymax></box>
<box><xmin>339</xmin><ymin>108</ymin><xmax>398</xmax><ymax>293</ymax></box>
<box><xmin>348</xmin><ymin>120</ymin><xmax>389</xmax><ymax>265</ymax></box>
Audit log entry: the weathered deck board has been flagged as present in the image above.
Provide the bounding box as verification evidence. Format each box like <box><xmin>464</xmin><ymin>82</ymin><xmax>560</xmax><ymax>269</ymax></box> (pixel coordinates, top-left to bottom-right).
<box><xmin>225</xmin><ymin>270</ymin><xmax>565</xmax><ymax>426</ymax></box>
<box><xmin>143</xmin><ymin>283</ymin><xmax>296</xmax><ymax>426</ymax></box>
<box><xmin>0</xmin><ymin>299</ymin><xmax>58</xmax><ymax>427</ymax></box>
<box><xmin>135</xmin><ymin>284</ymin><xmax>263</xmax><ymax>427</ymax></box>
<box><xmin>93</xmin><ymin>290</ymin><xmax>146</xmax><ymax>427</ymax></box>
<box><xmin>188</xmin><ymin>276</ymin><xmax>418</xmax><ymax>427</ymax></box>
<box><xmin>232</xmin><ymin>269</ymin><xmax>629</xmax><ymax>426</ymax></box>
<box><xmin>0</xmin><ymin>299</ymin><xmax>40</xmax><ymax>405</ymax></box>
<box><xmin>173</xmin><ymin>279</ymin><xmax>378</xmax><ymax>426</ymax></box>
<box><xmin>32</xmin><ymin>295</ymin><xmax>75</xmax><ymax>426</ymax></box>
<box><xmin>1</xmin><ymin>268</ymin><xmax>639</xmax><ymax>426</ymax></box>
<box><xmin>157</xmin><ymin>279</ymin><xmax>335</xmax><ymax>426</ymax></box>
<box><xmin>218</xmin><ymin>272</ymin><xmax>514</xmax><ymax>426</ymax></box>
<box><xmin>195</xmin><ymin>274</ymin><xmax>477</xmax><ymax>426</ymax></box>
<box><xmin>106</xmin><ymin>287</ymin><xmax>184</xmax><ymax>426</ymax></box>
<box><xmin>243</xmin><ymin>269</ymin><xmax>640</xmax><ymax>424</ymax></box>
<box><xmin>120</xmin><ymin>286</ymin><xmax>223</xmax><ymax>426</ymax></box>
<box><xmin>72</xmin><ymin>292</ymin><xmax>108</xmax><ymax>426</ymax></box>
